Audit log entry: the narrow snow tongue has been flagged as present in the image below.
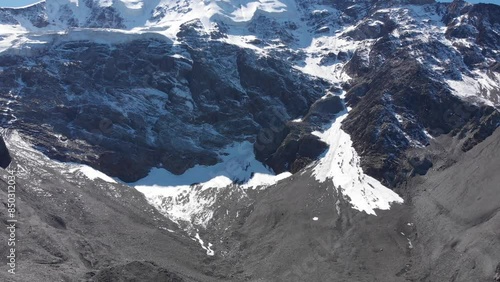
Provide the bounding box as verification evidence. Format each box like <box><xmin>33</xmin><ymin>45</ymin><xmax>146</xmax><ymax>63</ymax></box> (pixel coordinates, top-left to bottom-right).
<box><xmin>0</xmin><ymin>134</ymin><xmax>12</xmax><ymax>169</ymax></box>
<box><xmin>312</xmin><ymin>114</ymin><xmax>404</xmax><ymax>215</ymax></box>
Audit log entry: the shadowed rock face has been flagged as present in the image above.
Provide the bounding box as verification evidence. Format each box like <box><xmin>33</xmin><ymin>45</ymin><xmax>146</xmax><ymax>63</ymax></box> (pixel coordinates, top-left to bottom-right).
<box><xmin>0</xmin><ymin>135</ymin><xmax>10</xmax><ymax>168</ymax></box>
<box><xmin>264</xmin><ymin>133</ymin><xmax>328</xmax><ymax>174</ymax></box>
<box><xmin>0</xmin><ymin>37</ymin><xmax>325</xmax><ymax>182</ymax></box>
<box><xmin>254</xmin><ymin>95</ymin><xmax>344</xmax><ymax>173</ymax></box>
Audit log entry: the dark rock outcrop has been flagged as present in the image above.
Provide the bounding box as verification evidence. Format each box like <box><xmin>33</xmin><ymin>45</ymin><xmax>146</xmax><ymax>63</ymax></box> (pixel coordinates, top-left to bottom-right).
<box><xmin>255</xmin><ymin>95</ymin><xmax>344</xmax><ymax>173</ymax></box>
<box><xmin>0</xmin><ymin>135</ymin><xmax>10</xmax><ymax>169</ymax></box>
<box><xmin>265</xmin><ymin>133</ymin><xmax>328</xmax><ymax>174</ymax></box>
<box><xmin>343</xmin><ymin>16</ymin><xmax>397</xmax><ymax>41</ymax></box>
<box><xmin>304</xmin><ymin>95</ymin><xmax>344</xmax><ymax>123</ymax></box>
<box><xmin>408</xmin><ymin>156</ymin><xmax>433</xmax><ymax>176</ymax></box>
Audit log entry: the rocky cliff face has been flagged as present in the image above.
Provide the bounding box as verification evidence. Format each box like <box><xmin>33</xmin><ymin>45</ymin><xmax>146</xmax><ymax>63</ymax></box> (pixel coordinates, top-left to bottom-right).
<box><xmin>0</xmin><ymin>33</ymin><xmax>325</xmax><ymax>182</ymax></box>
<box><xmin>1</xmin><ymin>0</ymin><xmax>498</xmax><ymax>185</ymax></box>
<box><xmin>0</xmin><ymin>0</ymin><xmax>499</xmax><ymax>281</ymax></box>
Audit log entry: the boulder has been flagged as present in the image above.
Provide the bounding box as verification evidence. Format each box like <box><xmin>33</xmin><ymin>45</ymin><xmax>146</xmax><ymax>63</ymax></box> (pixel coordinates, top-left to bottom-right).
<box><xmin>409</xmin><ymin>156</ymin><xmax>433</xmax><ymax>176</ymax></box>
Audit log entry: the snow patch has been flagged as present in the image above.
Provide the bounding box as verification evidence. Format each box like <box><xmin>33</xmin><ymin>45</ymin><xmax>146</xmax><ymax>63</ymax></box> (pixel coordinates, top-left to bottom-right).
<box><xmin>446</xmin><ymin>71</ymin><xmax>499</xmax><ymax>108</ymax></box>
<box><xmin>132</xmin><ymin>141</ymin><xmax>274</xmax><ymax>187</ymax></box>
<box><xmin>312</xmin><ymin>114</ymin><xmax>404</xmax><ymax>215</ymax></box>
<box><xmin>242</xmin><ymin>172</ymin><xmax>292</xmax><ymax>189</ymax></box>
<box><xmin>135</xmin><ymin>183</ymin><xmax>216</xmax><ymax>228</ymax></box>
<box><xmin>194</xmin><ymin>232</ymin><xmax>214</xmax><ymax>256</ymax></box>
<box><xmin>67</xmin><ymin>163</ymin><xmax>117</xmax><ymax>183</ymax></box>
<box><xmin>134</xmin><ymin>141</ymin><xmax>290</xmax><ymax>232</ymax></box>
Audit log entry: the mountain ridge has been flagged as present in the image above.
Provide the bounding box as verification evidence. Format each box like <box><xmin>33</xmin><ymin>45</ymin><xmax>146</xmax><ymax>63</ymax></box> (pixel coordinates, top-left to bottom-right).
<box><xmin>0</xmin><ymin>0</ymin><xmax>499</xmax><ymax>281</ymax></box>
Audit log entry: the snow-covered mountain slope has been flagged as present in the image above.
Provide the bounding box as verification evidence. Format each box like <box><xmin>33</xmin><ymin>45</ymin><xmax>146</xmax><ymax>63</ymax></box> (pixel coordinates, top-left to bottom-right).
<box><xmin>0</xmin><ymin>0</ymin><xmax>499</xmax><ymax>280</ymax></box>
<box><xmin>1</xmin><ymin>0</ymin><xmax>498</xmax><ymax>105</ymax></box>
<box><xmin>0</xmin><ymin>0</ymin><xmax>498</xmax><ymax>232</ymax></box>
<box><xmin>0</xmin><ymin>0</ymin><xmax>497</xmax><ymax>212</ymax></box>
